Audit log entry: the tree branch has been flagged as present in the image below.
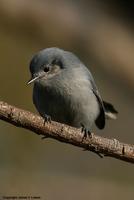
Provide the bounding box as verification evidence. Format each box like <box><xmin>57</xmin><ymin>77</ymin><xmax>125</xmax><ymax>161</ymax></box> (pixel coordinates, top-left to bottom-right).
<box><xmin>0</xmin><ymin>101</ymin><xmax>134</xmax><ymax>164</ymax></box>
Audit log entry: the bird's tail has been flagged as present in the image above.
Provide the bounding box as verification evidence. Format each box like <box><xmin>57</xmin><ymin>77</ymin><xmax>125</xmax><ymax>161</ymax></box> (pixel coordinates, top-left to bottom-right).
<box><xmin>103</xmin><ymin>101</ymin><xmax>118</xmax><ymax>120</ymax></box>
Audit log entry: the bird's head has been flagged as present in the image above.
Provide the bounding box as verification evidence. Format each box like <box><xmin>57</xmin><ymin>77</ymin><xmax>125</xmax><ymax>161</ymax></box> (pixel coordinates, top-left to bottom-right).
<box><xmin>28</xmin><ymin>47</ymin><xmax>69</xmax><ymax>84</ymax></box>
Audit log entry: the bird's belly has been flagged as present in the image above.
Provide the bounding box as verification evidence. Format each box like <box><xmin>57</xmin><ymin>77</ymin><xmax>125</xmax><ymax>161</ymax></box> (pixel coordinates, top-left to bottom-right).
<box><xmin>33</xmin><ymin>84</ymin><xmax>99</xmax><ymax>130</ymax></box>
<box><xmin>71</xmin><ymin>94</ymin><xmax>100</xmax><ymax>129</ymax></box>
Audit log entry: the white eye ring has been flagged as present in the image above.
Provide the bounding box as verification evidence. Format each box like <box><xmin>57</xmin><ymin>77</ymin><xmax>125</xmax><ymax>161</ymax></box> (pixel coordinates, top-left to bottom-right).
<box><xmin>52</xmin><ymin>59</ymin><xmax>63</xmax><ymax>68</ymax></box>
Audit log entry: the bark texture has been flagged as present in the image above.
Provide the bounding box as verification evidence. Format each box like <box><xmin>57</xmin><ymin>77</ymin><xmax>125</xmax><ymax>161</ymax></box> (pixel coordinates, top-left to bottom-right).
<box><xmin>0</xmin><ymin>101</ymin><xmax>134</xmax><ymax>164</ymax></box>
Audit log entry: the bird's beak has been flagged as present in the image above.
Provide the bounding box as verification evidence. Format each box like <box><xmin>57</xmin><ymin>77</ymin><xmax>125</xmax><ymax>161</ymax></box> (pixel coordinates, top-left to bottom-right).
<box><xmin>27</xmin><ymin>76</ymin><xmax>40</xmax><ymax>85</ymax></box>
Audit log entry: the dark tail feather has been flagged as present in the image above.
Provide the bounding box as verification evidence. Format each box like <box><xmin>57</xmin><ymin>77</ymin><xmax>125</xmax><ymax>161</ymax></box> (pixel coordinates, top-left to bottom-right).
<box><xmin>103</xmin><ymin>101</ymin><xmax>118</xmax><ymax>120</ymax></box>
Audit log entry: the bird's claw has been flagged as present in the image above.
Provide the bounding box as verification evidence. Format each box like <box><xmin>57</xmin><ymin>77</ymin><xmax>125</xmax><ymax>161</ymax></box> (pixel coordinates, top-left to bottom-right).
<box><xmin>81</xmin><ymin>123</ymin><xmax>91</xmax><ymax>139</ymax></box>
<box><xmin>44</xmin><ymin>114</ymin><xmax>51</xmax><ymax>124</ymax></box>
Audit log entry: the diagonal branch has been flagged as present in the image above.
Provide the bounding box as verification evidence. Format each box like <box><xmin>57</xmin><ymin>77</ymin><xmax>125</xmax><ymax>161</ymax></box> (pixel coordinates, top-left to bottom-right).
<box><xmin>0</xmin><ymin>101</ymin><xmax>134</xmax><ymax>164</ymax></box>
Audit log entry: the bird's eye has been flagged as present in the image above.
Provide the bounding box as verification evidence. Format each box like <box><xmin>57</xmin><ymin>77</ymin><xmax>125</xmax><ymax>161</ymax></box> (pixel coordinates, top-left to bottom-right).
<box><xmin>43</xmin><ymin>65</ymin><xmax>50</xmax><ymax>72</ymax></box>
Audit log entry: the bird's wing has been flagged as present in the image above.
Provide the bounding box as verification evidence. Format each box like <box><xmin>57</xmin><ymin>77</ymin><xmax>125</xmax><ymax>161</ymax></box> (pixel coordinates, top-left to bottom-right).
<box><xmin>89</xmin><ymin>77</ymin><xmax>105</xmax><ymax>129</ymax></box>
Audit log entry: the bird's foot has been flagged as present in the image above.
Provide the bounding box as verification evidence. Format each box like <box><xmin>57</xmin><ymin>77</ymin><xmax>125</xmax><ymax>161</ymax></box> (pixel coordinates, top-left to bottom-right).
<box><xmin>81</xmin><ymin>124</ymin><xmax>103</xmax><ymax>158</ymax></box>
<box><xmin>81</xmin><ymin>123</ymin><xmax>91</xmax><ymax>139</ymax></box>
<box><xmin>44</xmin><ymin>114</ymin><xmax>51</xmax><ymax>124</ymax></box>
<box><xmin>42</xmin><ymin>114</ymin><xmax>51</xmax><ymax>139</ymax></box>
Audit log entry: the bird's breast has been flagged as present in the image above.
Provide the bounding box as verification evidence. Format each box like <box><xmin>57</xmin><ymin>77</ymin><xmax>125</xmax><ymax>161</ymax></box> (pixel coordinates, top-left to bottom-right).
<box><xmin>33</xmin><ymin>78</ymin><xmax>100</xmax><ymax>129</ymax></box>
<box><xmin>33</xmin><ymin>82</ymin><xmax>75</xmax><ymax>125</ymax></box>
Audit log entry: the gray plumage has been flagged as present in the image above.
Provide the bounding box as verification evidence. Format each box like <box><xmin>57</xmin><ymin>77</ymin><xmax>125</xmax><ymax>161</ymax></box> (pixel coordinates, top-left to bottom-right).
<box><xmin>28</xmin><ymin>47</ymin><xmax>117</xmax><ymax>130</ymax></box>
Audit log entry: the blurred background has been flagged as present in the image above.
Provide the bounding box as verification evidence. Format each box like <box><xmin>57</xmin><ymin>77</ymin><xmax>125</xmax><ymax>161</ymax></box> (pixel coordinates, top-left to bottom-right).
<box><xmin>0</xmin><ymin>0</ymin><xmax>134</xmax><ymax>199</ymax></box>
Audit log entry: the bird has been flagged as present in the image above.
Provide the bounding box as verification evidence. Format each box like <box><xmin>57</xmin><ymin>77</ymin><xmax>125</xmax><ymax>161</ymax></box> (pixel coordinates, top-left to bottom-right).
<box><xmin>28</xmin><ymin>47</ymin><xmax>117</xmax><ymax>134</ymax></box>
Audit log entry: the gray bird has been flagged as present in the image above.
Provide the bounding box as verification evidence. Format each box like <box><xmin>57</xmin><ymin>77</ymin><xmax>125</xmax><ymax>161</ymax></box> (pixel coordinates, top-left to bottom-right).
<box><xmin>28</xmin><ymin>47</ymin><xmax>117</xmax><ymax>132</ymax></box>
